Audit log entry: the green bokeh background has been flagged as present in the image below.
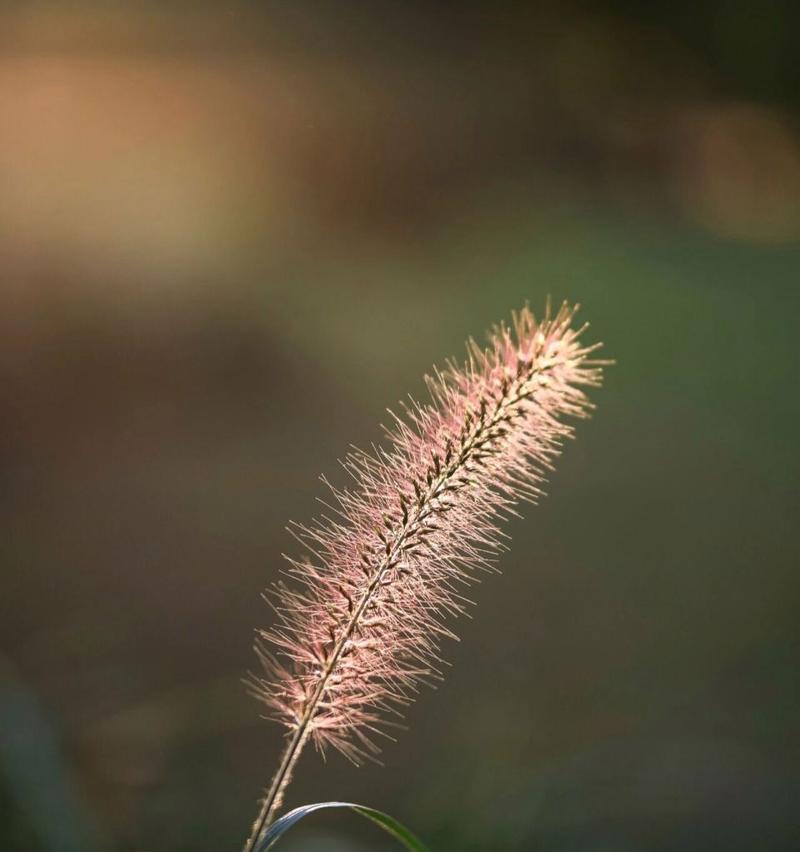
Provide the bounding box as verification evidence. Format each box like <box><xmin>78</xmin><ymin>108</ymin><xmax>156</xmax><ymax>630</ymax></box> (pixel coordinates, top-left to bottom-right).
<box><xmin>1</xmin><ymin>3</ymin><xmax>798</xmax><ymax>851</ymax></box>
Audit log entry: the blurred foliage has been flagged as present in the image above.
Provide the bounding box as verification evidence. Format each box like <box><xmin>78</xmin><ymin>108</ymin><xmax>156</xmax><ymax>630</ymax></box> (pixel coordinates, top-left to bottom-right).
<box><xmin>1</xmin><ymin>2</ymin><xmax>798</xmax><ymax>851</ymax></box>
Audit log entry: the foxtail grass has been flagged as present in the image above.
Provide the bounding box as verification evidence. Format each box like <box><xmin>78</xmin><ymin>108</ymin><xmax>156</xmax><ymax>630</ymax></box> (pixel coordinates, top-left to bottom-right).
<box><xmin>243</xmin><ymin>302</ymin><xmax>607</xmax><ymax>851</ymax></box>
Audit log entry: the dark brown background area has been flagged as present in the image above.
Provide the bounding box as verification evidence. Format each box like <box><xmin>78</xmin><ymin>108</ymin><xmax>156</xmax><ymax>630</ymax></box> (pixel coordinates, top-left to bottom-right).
<box><xmin>1</xmin><ymin>2</ymin><xmax>798</xmax><ymax>850</ymax></box>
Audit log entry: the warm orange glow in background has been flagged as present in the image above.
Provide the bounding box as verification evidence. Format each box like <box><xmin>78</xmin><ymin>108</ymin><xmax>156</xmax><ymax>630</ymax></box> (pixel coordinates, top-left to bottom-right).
<box><xmin>2</xmin><ymin>4</ymin><xmax>798</xmax><ymax>851</ymax></box>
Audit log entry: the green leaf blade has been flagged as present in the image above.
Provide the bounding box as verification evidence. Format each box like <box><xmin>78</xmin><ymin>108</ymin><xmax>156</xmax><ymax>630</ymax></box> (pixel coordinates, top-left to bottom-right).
<box><xmin>255</xmin><ymin>801</ymin><xmax>427</xmax><ymax>851</ymax></box>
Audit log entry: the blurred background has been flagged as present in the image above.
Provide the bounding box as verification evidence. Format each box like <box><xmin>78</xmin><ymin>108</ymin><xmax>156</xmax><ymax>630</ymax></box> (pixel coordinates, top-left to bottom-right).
<box><xmin>1</xmin><ymin>2</ymin><xmax>798</xmax><ymax>850</ymax></box>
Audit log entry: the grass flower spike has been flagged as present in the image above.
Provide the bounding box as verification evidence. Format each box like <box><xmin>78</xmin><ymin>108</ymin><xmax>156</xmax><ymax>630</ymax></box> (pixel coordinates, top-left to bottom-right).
<box><xmin>244</xmin><ymin>303</ymin><xmax>606</xmax><ymax>851</ymax></box>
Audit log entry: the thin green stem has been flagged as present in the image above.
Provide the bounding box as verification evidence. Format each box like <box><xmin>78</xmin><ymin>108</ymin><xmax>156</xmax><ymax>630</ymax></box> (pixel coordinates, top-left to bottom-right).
<box><xmin>242</xmin><ymin>724</ymin><xmax>308</xmax><ymax>852</ymax></box>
